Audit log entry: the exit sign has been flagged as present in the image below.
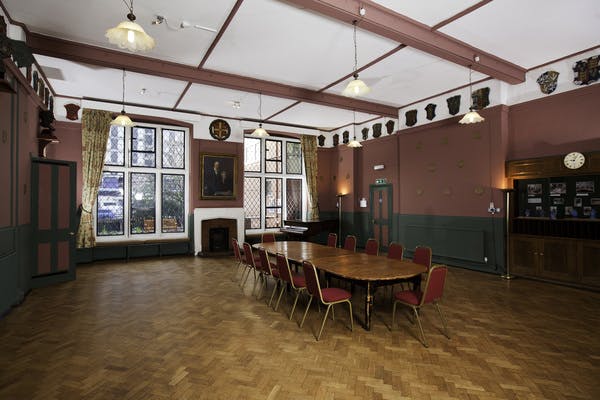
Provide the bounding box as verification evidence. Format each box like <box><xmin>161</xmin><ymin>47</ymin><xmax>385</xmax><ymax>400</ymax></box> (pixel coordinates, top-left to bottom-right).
<box><xmin>375</xmin><ymin>178</ymin><xmax>387</xmax><ymax>184</ymax></box>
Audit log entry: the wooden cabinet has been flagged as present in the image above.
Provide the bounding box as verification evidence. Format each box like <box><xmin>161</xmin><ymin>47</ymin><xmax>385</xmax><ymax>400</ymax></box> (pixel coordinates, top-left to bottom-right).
<box><xmin>510</xmin><ymin>235</ymin><xmax>598</xmax><ymax>289</ymax></box>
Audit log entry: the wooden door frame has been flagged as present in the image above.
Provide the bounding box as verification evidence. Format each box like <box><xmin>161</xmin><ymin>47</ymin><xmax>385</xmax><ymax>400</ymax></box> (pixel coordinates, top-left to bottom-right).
<box><xmin>369</xmin><ymin>183</ymin><xmax>393</xmax><ymax>250</ymax></box>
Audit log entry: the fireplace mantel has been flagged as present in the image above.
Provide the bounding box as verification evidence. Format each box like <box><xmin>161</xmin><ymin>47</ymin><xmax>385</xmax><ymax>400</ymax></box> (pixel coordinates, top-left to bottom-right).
<box><xmin>193</xmin><ymin>208</ymin><xmax>245</xmax><ymax>255</ymax></box>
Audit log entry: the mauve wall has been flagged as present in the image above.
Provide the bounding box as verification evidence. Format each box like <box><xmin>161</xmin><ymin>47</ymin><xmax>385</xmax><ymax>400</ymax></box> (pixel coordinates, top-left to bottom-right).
<box><xmin>193</xmin><ymin>139</ymin><xmax>244</xmax><ymax>209</ymax></box>
<box><xmin>46</xmin><ymin>121</ymin><xmax>83</xmax><ymax>202</ymax></box>
<box><xmin>509</xmin><ymin>84</ymin><xmax>600</xmax><ymax>159</ymax></box>
<box><xmin>317</xmin><ymin>147</ymin><xmax>336</xmax><ymax>212</ymax></box>
<box><xmin>0</xmin><ymin>91</ymin><xmax>12</xmax><ymax>228</ymax></box>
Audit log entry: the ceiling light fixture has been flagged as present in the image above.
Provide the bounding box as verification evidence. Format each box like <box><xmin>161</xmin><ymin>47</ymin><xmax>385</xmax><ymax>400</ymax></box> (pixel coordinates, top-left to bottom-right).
<box><xmin>106</xmin><ymin>0</ymin><xmax>155</xmax><ymax>52</ymax></box>
<box><xmin>459</xmin><ymin>64</ymin><xmax>485</xmax><ymax>124</ymax></box>
<box><xmin>347</xmin><ymin>111</ymin><xmax>362</xmax><ymax>148</ymax></box>
<box><xmin>342</xmin><ymin>20</ymin><xmax>370</xmax><ymax>98</ymax></box>
<box><xmin>111</xmin><ymin>69</ymin><xmax>135</xmax><ymax>127</ymax></box>
<box><xmin>250</xmin><ymin>92</ymin><xmax>269</xmax><ymax>137</ymax></box>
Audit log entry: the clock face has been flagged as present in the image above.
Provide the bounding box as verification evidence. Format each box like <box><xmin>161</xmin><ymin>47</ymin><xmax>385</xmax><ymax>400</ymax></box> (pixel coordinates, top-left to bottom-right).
<box><xmin>563</xmin><ymin>152</ymin><xmax>585</xmax><ymax>170</ymax></box>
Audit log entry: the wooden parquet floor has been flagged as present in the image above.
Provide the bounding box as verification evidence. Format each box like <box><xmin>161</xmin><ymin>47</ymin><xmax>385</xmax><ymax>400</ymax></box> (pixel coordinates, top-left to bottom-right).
<box><xmin>1</xmin><ymin>256</ymin><xmax>599</xmax><ymax>400</ymax></box>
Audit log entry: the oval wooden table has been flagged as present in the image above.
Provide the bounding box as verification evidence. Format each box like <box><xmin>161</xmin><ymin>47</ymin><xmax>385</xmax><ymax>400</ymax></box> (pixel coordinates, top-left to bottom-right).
<box><xmin>256</xmin><ymin>241</ymin><xmax>426</xmax><ymax>330</ymax></box>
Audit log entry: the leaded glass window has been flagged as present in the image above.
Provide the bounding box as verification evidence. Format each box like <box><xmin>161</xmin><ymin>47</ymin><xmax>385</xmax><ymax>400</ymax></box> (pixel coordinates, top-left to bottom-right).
<box><xmin>131</xmin><ymin>126</ymin><xmax>156</xmax><ymax>167</ymax></box>
<box><xmin>162</xmin><ymin>129</ymin><xmax>185</xmax><ymax>169</ymax></box>
<box><xmin>105</xmin><ymin>126</ymin><xmax>125</xmax><ymax>166</ymax></box>
<box><xmin>265</xmin><ymin>178</ymin><xmax>282</xmax><ymax>228</ymax></box>
<box><xmin>243</xmin><ymin>177</ymin><xmax>261</xmax><ymax>229</ymax></box>
<box><xmin>244</xmin><ymin>137</ymin><xmax>261</xmax><ymax>172</ymax></box>
<box><xmin>162</xmin><ymin>174</ymin><xmax>185</xmax><ymax>233</ymax></box>
<box><xmin>286</xmin><ymin>179</ymin><xmax>302</xmax><ymax>220</ymax></box>
<box><xmin>286</xmin><ymin>142</ymin><xmax>302</xmax><ymax>174</ymax></box>
<box><xmin>265</xmin><ymin>139</ymin><xmax>282</xmax><ymax>173</ymax></box>
<box><xmin>130</xmin><ymin>173</ymin><xmax>156</xmax><ymax>234</ymax></box>
<box><xmin>97</xmin><ymin>171</ymin><xmax>124</xmax><ymax>236</ymax></box>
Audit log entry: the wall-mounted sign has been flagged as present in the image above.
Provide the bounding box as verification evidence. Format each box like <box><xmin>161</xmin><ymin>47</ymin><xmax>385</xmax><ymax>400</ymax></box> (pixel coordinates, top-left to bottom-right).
<box><xmin>375</xmin><ymin>178</ymin><xmax>387</xmax><ymax>185</ymax></box>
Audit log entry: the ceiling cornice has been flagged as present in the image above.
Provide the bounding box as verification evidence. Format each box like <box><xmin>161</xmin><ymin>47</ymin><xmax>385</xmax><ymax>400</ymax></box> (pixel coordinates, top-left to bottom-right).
<box><xmin>281</xmin><ymin>0</ymin><xmax>526</xmax><ymax>84</ymax></box>
<box><xmin>27</xmin><ymin>33</ymin><xmax>397</xmax><ymax>117</ymax></box>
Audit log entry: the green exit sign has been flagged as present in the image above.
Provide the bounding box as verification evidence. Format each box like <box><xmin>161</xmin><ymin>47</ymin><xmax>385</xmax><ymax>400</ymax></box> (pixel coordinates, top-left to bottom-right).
<box><xmin>375</xmin><ymin>178</ymin><xmax>387</xmax><ymax>184</ymax></box>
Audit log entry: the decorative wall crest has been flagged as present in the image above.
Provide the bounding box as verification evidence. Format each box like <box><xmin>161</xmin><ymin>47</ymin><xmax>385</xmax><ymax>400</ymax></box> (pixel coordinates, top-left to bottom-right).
<box><xmin>64</xmin><ymin>103</ymin><xmax>80</xmax><ymax>121</ymax></box>
<box><xmin>342</xmin><ymin>130</ymin><xmax>349</xmax><ymax>144</ymax></box>
<box><xmin>361</xmin><ymin>127</ymin><xmax>369</xmax><ymax>140</ymax></box>
<box><xmin>317</xmin><ymin>134</ymin><xmax>325</xmax><ymax>147</ymax></box>
<box><xmin>372</xmin><ymin>123</ymin><xmax>382</xmax><ymax>138</ymax></box>
<box><xmin>536</xmin><ymin>70</ymin><xmax>559</xmax><ymax>94</ymax></box>
<box><xmin>385</xmin><ymin>120</ymin><xmax>395</xmax><ymax>134</ymax></box>
<box><xmin>405</xmin><ymin>110</ymin><xmax>417</xmax><ymax>127</ymax></box>
<box><xmin>446</xmin><ymin>95</ymin><xmax>461</xmax><ymax>115</ymax></box>
<box><xmin>471</xmin><ymin>87</ymin><xmax>490</xmax><ymax>110</ymax></box>
<box><xmin>332</xmin><ymin>133</ymin><xmax>339</xmax><ymax>146</ymax></box>
<box><xmin>425</xmin><ymin>103</ymin><xmax>436</xmax><ymax>120</ymax></box>
<box><xmin>573</xmin><ymin>55</ymin><xmax>599</xmax><ymax>85</ymax></box>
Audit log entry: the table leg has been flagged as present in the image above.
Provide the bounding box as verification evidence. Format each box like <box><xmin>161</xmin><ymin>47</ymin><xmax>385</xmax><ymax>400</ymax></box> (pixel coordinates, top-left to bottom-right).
<box><xmin>364</xmin><ymin>281</ymin><xmax>373</xmax><ymax>331</ymax></box>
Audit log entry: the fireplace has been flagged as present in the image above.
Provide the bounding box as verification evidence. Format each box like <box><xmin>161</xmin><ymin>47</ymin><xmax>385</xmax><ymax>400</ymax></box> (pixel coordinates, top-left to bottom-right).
<box><xmin>200</xmin><ymin>218</ymin><xmax>237</xmax><ymax>256</ymax></box>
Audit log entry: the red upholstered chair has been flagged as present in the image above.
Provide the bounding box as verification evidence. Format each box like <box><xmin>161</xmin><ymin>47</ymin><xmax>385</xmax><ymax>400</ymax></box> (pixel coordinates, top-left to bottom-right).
<box><xmin>241</xmin><ymin>242</ymin><xmax>261</xmax><ymax>293</ymax></box>
<box><xmin>392</xmin><ymin>265</ymin><xmax>450</xmax><ymax>347</ymax></box>
<box><xmin>300</xmin><ymin>260</ymin><xmax>353</xmax><ymax>340</ymax></box>
<box><xmin>327</xmin><ymin>233</ymin><xmax>337</xmax><ymax>248</ymax></box>
<box><xmin>261</xmin><ymin>232</ymin><xmax>276</xmax><ymax>243</ymax></box>
<box><xmin>387</xmin><ymin>242</ymin><xmax>404</xmax><ymax>260</ymax></box>
<box><xmin>365</xmin><ymin>238</ymin><xmax>379</xmax><ymax>256</ymax></box>
<box><xmin>257</xmin><ymin>247</ymin><xmax>280</xmax><ymax>306</ymax></box>
<box><xmin>343</xmin><ymin>235</ymin><xmax>357</xmax><ymax>252</ymax></box>
<box><xmin>274</xmin><ymin>252</ymin><xmax>306</xmax><ymax>320</ymax></box>
<box><xmin>410</xmin><ymin>245</ymin><xmax>432</xmax><ymax>290</ymax></box>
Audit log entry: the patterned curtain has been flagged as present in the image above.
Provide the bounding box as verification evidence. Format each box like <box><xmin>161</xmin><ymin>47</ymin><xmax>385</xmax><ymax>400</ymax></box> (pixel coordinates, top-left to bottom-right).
<box><xmin>76</xmin><ymin>109</ymin><xmax>112</xmax><ymax>248</ymax></box>
<box><xmin>301</xmin><ymin>135</ymin><xmax>319</xmax><ymax>221</ymax></box>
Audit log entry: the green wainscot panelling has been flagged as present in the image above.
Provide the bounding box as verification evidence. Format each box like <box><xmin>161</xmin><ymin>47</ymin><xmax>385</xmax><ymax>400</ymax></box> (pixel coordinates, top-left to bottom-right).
<box><xmin>395</xmin><ymin>214</ymin><xmax>505</xmax><ymax>274</ymax></box>
<box><xmin>0</xmin><ymin>251</ymin><xmax>18</xmax><ymax>317</ymax></box>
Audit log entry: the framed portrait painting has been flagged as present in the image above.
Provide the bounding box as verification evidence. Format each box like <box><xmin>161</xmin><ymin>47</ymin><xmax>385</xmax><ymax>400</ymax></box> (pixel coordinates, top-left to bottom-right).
<box><xmin>200</xmin><ymin>153</ymin><xmax>237</xmax><ymax>200</ymax></box>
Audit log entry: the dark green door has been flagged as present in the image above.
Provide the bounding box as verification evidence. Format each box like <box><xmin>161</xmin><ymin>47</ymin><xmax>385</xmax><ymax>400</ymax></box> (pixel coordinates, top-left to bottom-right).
<box><xmin>30</xmin><ymin>158</ymin><xmax>77</xmax><ymax>288</ymax></box>
<box><xmin>369</xmin><ymin>184</ymin><xmax>392</xmax><ymax>250</ymax></box>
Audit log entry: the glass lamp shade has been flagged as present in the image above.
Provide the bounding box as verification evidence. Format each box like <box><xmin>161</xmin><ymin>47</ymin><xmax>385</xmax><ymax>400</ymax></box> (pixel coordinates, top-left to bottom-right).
<box><xmin>111</xmin><ymin>111</ymin><xmax>135</xmax><ymax>127</ymax></box>
<box><xmin>106</xmin><ymin>20</ymin><xmax>155</xmax><ymax>52</ymax></box>
<box><xmin>458</xmin><ymin>109</ymin><xmax>485</xmax><ymax>124</ymax></box>
<box><xmin>347</xmin><ymin>138</ymin><xmax>362</xmax><ymax>148</ymax></box>
<box><xmin>250</xmin><ymin>123</ymin><xmax>269</xmax><ymax>137</ymax></box>
<box><xmin>342</xmin><ymin>77</ymin><xmax>370</xmax><ymax>97</ymax></box>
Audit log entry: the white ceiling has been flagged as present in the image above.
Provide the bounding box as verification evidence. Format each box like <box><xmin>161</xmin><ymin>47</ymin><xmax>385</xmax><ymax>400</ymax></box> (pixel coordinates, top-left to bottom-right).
<box><xmin>2</xmin><ymin>0</ymin><xmax>599</xmax><ymax>130</ymax></box>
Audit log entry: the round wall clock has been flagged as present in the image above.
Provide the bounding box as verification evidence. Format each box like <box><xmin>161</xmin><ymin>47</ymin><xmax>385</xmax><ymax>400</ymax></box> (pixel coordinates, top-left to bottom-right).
<box><xmin>563</xmin><ymin>152</ymin><xmax>585</xmax><ymax>169</ymax></box>
<box><xmin>209</xmin><ymin>119</ymin><xmax>231</xmax><ymax>141</ymax></box>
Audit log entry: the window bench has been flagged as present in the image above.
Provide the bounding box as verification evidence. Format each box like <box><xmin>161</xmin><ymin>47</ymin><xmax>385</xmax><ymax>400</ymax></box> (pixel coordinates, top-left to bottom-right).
<box><xmin>78</xmin><ymin>238</ymin><xmax>191</xmax><ymax>263</ymax></box>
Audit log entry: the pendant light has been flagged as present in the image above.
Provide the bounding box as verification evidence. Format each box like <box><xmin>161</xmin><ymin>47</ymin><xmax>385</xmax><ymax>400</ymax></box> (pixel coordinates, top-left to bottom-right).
<box><xmin>459</xmin><ymin>65</ymin><xmax>485</xmax><ymax>124</ymax></box>
<box><xmin>106</xmin><ymin>0</ymin><xmax>155</xmax><ymax>52</ymax></box>
<box><xmin>342</xmin><ymin>20</ymin><xmax>370</xmax><ymax>98</ymax></box>
<box><xmin>250</xmin><ymin>92</ymin><xmax>269</xmax><ymax>137</ymax></box>
<box><xmin>347</xmin><ymin>111</ymin><xmax>362</xmax><ymax>148</ymax></box>
<box><xmin>111</xmin><ymin>69</ymin><xmax>135</xmax><ymax>127</ymax></box>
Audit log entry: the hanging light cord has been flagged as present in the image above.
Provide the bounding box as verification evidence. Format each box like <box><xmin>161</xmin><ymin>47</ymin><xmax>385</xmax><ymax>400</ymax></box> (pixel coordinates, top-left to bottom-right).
<box><xmin>353</xmin><ymin>111</ymin><xmax>357</xmax><ymax>139</ymax></box>
<box><xmin>468</xmin><ymin>64</ymin><xmax>473</xmax><ymax>110</ymax></box>
<box><xmin>121</xmin><ymin>69</ymin><xmax>126</xmax><ymax>112</ymax></box>
<box><xmin>353</xmin><ymin>20</ymin><xmax>358</xmax><ymax>76</ymax></box>
<box><xmin>121</xmin><ymin>0</ymin><xmax>133</xmax><ymax>13</ymax></box>
<box><xmin>258</xmin><ymin>93</ymin><xmax>263</xmax><ymax>122</ymax></box>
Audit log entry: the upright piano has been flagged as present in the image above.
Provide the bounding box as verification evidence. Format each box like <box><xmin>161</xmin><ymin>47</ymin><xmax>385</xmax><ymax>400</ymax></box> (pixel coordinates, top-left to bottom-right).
<box><xmin>281</xmin><ymin>219</ymin><xmax>338</xmax><ymax>242</ymax></box>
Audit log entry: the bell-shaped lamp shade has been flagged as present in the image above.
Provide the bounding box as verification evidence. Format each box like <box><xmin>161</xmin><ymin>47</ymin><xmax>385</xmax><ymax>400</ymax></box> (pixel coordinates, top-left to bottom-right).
<box><xmin>342</xmin><ymin>76</ymin><xmax>370</xmax><ymax>97</ymax></box>
<box><xmin>106</xmin><ymin>20</ymin><xmax>155</xmax><ymax>52</ymax></box>
<box><xmin>458</xmin><ymin>109</ymin><xmax>485</xmax><ymax>124</ymax></box>
<box><xmin>250</xmin><ymin>123</ymin><xmax>269</xmax><ymax>137</ymax></box>
<box><xmin>347</xmin><ymin>138</ymin><xmax>362</xmax><ymax>148</ymax></box>
<box><xmin>111</xmin><ymin>110</ymin><xmax>135</xmax><ymax>127</ymax></box>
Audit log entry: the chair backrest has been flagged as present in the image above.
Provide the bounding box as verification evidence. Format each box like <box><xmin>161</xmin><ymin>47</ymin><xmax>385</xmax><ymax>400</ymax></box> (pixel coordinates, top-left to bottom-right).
<box><xmin>421</xmin><ymin>265</ymin><xmax>447</xmax><ymax>305</ymax></box>
<box><xmin>327</xmin><ymin>232</ymin><xmax>337</xmax><ymax>247</ymax></box>
<box><xmin>276</xmin><ymin>253</ymin><xmax>292</xmax><ymax>284</ymax></box>
<box><xmin>365</xmin><ymin>238</ymin><xmax>379</xmax><ymax>255</ymax></box>
<box><xmin>242</xmin><ymin>242</ymin><xmax>256</xmax><ymax>268</ymax></box>
<box><xmin>387</xmin><ymin>242</ymin><xmax>403</xmax><ymax>260</ymax></box>
<box><xmin>302</xmin><ymin>260</ymin><xmax>323</xmax><ymax>300</ymax></box>
<box><xmin>257</xmin><ymin>247</ymin><xmax>273</xmax><ymax>274</ymax></box>
<box><xmin>261</xmin><ymin>232</ymin><xmax>276</xmax><ymax>243</ymax></box>
<box><xmin>232</xmin><ymin>238</ymin><xmax>242</xmax><ymax>262</ymax></box>
<box><xmin>413</xmin><ymin>246</ymin><xmax>432</xmax><ymax>271</ymax></box>
<box><xmin>344</xmin><ymin>235</ymin><xmax>357</xmax><ymax>252</ymax></box>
